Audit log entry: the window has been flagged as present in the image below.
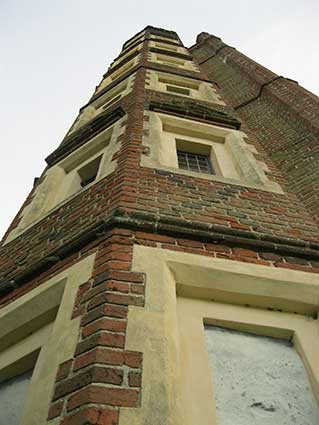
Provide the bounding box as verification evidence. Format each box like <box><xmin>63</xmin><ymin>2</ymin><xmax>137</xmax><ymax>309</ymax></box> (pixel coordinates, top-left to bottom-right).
<box><xmin>110</xmin><ymin>58</ymin><xmax>137</xmax><ymax>81</ymax></box>
<box><xmin>49</xmin><ymin>134</ymin><xmax>110</xmax><ymax>203</ymax></box>
<box><xmin>166</xmin><ymin>85</ymin><xmax>190</xmax><ymax>96</ymax></box>
<box><xmin>121</xmin><ymin>245</ymin><xmax>319</xmax><ymax>425</ymax></box>
<box><xmin>0</xmin><ymin>255</ymin><xmax>95</xmax><ymax>425</ymax></box>
<box><xmin>94</xmin><ymin>81</ymin><xmax>127</xmax><ymax>110</ymax></box>
<box><xmin>142</xmin><ymin>111</ymin><xmax>283</xmax><ymax>193</ymax></box>
<box><xmin>148</xmin><ymin>52</ymin><xmax>199</xmax><ymax>72</ymax></box>
<box><xmin>96</xmin><ymin>57</ymin><xmax>138</xmax><ymax>94</ymax></box>
<box><xmin>155</xmin><ymin>41</ymin><xmax>178</xmax><ymax>52</ymax></box>
<box><xmin>149</xmin><ymin>40</ymin><xmax>187</xmax><ymax>55</ymax></box>
<box><xmin>150</xmin><ymin>34</ymin><xmax>180</xmax><ymax>45</ymax></box>
<box><xmin>69</xmin><ymin>78</ymin><xmax>131</xmax><ymax>136</ymax></box>
<box><xmin>78</xmin><ymin>155</ymin><xmax>102</xmax><ymax>188</ymax></box>
<box><xmin>146</xmin><ymin>70</ymin><xmax>225</xmax><ymax>104</ymax></box>
<box><xmin>156</xmin><ymin>54</ymin><xmax>185</xmax><ymax>67</ymax></box>
<box><xmin>177</xmin><ymin>151</ymin><xmax>214</xmax><ymax>174</ymax></box>
<box><xmin>110</xmin><ymin>45</ymin><xmax>142</xmax><ymax>69</ymax></box>
<box><xmin>5</xmin><ymin>116</ymin><xmax>126</xmax><ymax>243</ymax></box>
<box><xmin>123</xmin><ymin>31</ymin><xmax>146</xmax><ymax>51</ymax></box>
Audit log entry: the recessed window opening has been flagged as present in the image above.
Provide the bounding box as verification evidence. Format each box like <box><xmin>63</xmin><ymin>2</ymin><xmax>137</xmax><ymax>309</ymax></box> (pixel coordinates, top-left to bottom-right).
<box><xmin>175</xmin><ymin>139</ymin><xmax>216</xmax><ymax>175</ymax></box>
<box><xmin>204</xmin><ymin>325</ymin><xmax>319</xmax><ymax>425</ymax></box>
<box><xmin>78</xmin><ymin>155</ymin><xmax>103</xmax><ymax>188</ymax></box>
<box><xmin>102</xmin><ymin>93</ymin><xmax>122</xmax><ymax>110</ymax></box>
<box><xmin>115</xmin><ymin>47</ymin><xmax>139</xmax><ymax>65</ymax></box>
<box><xmin>124</xmin><ymin>34</ymin><xmax>145</xmax><ymax>50</ymax></box>
<box><xmin>155</xmin><ymin>42</ymin><xmax>178</xmax><ymax>51</ymax></box>
<box><xmin>166</xmin><ymin>85</ymin><xmax>191</xmax><ymax>96</ymax></box>
<box><xmin>158</xmin><ymin>76</ymin><xmax>199</xmax><ymax>90</ymax></box>
<box><xmin>163</xmin><ymin>62</ymin><xmax>181</xmax><ymax>67</ymax></box>
<box><xmin>110</xmin><ymin>60</ymin><xmax>135</xmax><ymax>81</ymax></box>
<box><xmin>177</xmin><ymin>151</ymin><xmax>213</xmax><ymax>174</ymax></box>
<box><xmin>156</xmin><ymin>54</ymin><xmax>185</xmax><ymax>66</ymax></box>
<box><xmin>62</xmin><ymin>129</ymin><xmax>111</xmax><ymax>175</ymax></box>
<box><xmin>94</xmin><ymin>81</ymin><xmax>126</xmax><ymax>109</ymax></box>
<box><xmin>151</xmin><ymin>35</ymin><xmax>180</xmax><ymax>44</ymax></box>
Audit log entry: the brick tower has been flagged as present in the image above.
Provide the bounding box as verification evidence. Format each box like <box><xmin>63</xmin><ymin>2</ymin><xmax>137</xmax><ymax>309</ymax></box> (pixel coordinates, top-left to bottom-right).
<box><xmin>0</xmin><ymin>26</ymin><xmax>318</xmax><ymax>425</ymax></box>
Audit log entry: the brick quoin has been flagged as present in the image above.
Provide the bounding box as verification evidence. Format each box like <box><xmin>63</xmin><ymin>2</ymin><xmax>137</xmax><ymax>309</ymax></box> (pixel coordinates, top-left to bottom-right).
<box><xmin>0</xmin><ymin>25</ymin><xmax>319</xmax><ymax>425</ymax></box>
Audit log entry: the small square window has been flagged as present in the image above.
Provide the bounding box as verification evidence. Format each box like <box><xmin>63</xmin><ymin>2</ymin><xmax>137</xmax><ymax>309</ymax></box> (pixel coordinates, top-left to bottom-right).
<box><xmin>177</xmin><ymin>150</ymin><xmax>214</xmax><ymax>175</ymax></box>
<box><xmin>78</xmin><ymin>155</ymin><xmax>102</xmax><ymax>188</ymax></box>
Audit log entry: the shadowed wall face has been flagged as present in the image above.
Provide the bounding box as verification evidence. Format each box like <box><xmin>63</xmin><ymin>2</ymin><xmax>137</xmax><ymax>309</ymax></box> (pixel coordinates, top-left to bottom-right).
<box><xmin>0</xmin><ymin>369</ymin><xmax>33</xmax><ymax>425</ymax></box>
<box><xmin>204</xmin><ymin>326</ymin><xmax>319</xmax><ymax>425</ymax></box>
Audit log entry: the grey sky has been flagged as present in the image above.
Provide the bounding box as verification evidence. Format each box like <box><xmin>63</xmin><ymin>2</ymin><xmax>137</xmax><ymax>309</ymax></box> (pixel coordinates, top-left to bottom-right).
<box><xmin>1</xmin><ymin>0</ymin><xmax>318</xmax><ymax>239</ymax></box>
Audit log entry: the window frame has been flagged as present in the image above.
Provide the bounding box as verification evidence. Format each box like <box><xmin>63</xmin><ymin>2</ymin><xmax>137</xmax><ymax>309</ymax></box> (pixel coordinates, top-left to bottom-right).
<box><xmin>0</xmin><ymin>254</ymin><xmax>96</xmax><ymax>425</ymax></box>
<box><xmin>119</xmin><ymin>245</ymin><xmax>319</xmax><ymax>425</ymax></box>
<box><xmin>176</xmin><ymin>149</ymin><xmax>214</xmax><ymax>175</ymax></box>
<box><xmin>148</xmin><ymin>52</ymin><xmax>200</xmax><ymax>72</ymax></box>
<box><xmin>5</xmin><ymin>116</ymin><xmax>126</xmax><ymax>244</ymax></box>
<box><xmin>146</xmin><ymin>70</ymin><xmax>225</xmax><ymax>104</ymax></box>
<box><xmin>141</xmin><ymin>111</ymin><xmax>283</xmax><ymax>193</ymax></box>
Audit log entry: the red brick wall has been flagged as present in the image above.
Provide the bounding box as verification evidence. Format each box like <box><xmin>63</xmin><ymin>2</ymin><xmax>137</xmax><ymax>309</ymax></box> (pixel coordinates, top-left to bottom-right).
<box><xmin>191</xmin><ymin>33</ymin><xmax>319</xmax><ymax>223</ymax></box>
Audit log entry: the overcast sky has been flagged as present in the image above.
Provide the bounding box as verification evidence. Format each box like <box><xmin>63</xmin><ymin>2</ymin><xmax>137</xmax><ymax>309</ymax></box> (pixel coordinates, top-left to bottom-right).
<box><xmin>0</xmin><ymin>0</ymin><xmax>318</xmax><ymax>239</ymax></box>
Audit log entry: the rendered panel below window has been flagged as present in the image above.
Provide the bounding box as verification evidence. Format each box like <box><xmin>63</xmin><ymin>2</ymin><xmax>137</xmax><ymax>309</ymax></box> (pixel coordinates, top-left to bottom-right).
<box><xmin>0</xmin><ymin>369</ymin><xmax>33</xmax><ymax>425</ymax></box>
<box><xmin>204</xmin><ymin>325</ymin><xmax>319</xmax><ymax>425</ymax></box>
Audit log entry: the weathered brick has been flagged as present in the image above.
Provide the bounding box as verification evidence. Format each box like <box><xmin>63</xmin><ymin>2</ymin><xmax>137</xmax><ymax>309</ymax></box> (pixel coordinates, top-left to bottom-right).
<box><xmin>124</xmin><ymin>351</ymin><xmax>143</xmax><ymax>368</ymax></box>
<box><xmin>259</xmin><ymin>252</ymin><xmax>282</xmax><ymax>262</ymax></box>
<box><xmin>82</xmin><ymin>318</ymin><xmax>127</xmax><ymax>337</ymax></box>
<box><xmin>56</xmin><ymin>360</ymin><xmax>73</xmax><ymax>381</ymax></box>
<box><xmin>67</xmin><ymin>386</ymin><xmax>139</xmax><ymax>411</ymax></box>
<box><xmin>54</xmin><ymin>366</ymin><xmax>124</xmax><ymax>400</ymax></box>
<box><xmin>61</xmin><ymin>406</ymin><xmax>118</xmax><ymax>425</ymax></box>
<box><xmin>74</xmin><ymin>348</ymin><xmax>125</xmax><ymax>371</ymax></box>
<box><xmin>128</xmin><ymin>371</ymin><xmax>142</xmax><ymax>387</ymax></box>
<box><xmin>205</xmin><ymin>243</ymin><xmax>231</xmax><ymax>253</ymax></box>
<box><xmin>93</xmin><ymin>271</ymin><xmax>144</xmax><ymax>286</ymax></box>
<box><xmin>47</xmin><ymin>400</ymin><xmax>64</xmax><ymax>420</ymax></box>
<box><xmin>75</xmin><ymin>332</ymin><xmax>125</xmax><ymax>356</ymax></box>
<box><xmin>232</xmin><ymin>247</ymin><xmax>258</xmax><ymax>258</ymax></box>
<box><xmin>88</xmin><ymin>292</ymin><xmax>143</xmax><ymax>310</ymax></box>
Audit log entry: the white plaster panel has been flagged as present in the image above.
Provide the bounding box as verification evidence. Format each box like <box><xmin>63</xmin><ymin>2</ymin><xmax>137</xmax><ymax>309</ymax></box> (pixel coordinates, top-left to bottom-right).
<box><xmin>204</xmin><ymin>325</ymin><xmax>319</xmax><ymax>425</ymax></box>
<box><xmin>0</xmin><ymin>370</ymin><xmax>33</xmax><ymax>425</ymax></box>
